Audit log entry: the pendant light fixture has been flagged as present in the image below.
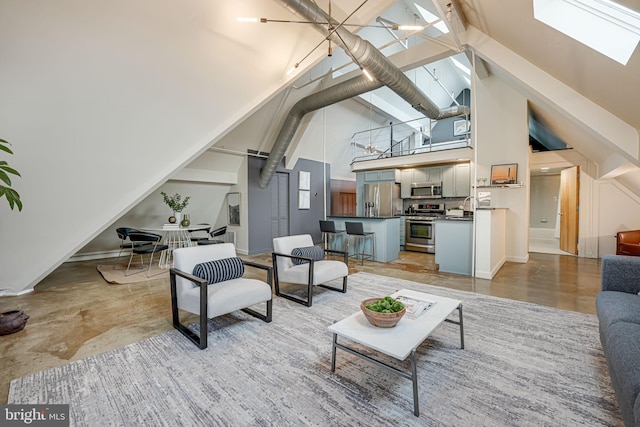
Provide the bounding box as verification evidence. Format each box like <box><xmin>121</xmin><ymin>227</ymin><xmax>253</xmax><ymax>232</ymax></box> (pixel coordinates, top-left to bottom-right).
<box><xmin>238</xmin><ymin>0</ymin><xmax>425</xmax><ymax>79</ymax></box>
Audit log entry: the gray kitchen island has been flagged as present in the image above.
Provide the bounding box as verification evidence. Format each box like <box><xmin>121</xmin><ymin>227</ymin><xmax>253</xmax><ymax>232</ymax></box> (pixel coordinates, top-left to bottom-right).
<box><xmin>434</xmin><ymin>218</ymin><xmax>474</xmax><ymax>275</ymax></box>
<box><xmin>327</xmin><ymin>216</ymin><xmax>400</xmax><ymax>262</ymax></box>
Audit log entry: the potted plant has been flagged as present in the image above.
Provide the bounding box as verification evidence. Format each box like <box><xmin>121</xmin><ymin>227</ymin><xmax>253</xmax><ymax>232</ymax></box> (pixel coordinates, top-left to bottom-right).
<box><xmin>0</xmin><ymin>138</ymin><xmax>22</xmax><ymax>211</ymax></box>
<box><xmin>160</xmin><ymin>191</ymin><xmax>190</xmax><ymax>224</ymax></box>
<box><xmin>0</xmin><ymin>138</ymin><xmax>27</xmax><ymax>335</ymax></box>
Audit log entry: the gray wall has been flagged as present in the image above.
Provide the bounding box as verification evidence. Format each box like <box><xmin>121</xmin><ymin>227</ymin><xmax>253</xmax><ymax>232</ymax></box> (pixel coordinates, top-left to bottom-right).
<box><xmin>429</xmin><ymin>89</ymin><xmax>471</xmax><ymax>144</ymax></box>
<box><xmin>247</xmin><ymin>155</ymin><xmax>330</xmax><ymax>255</ymax></box>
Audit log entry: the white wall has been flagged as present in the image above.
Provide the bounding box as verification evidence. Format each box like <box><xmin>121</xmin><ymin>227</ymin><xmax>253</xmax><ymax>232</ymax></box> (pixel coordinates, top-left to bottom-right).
<box><xmin>293</xmin><ymin>99</ymin><xmax>392</xmax><ymax>181</ymax></box>
<box><xmin>474</xmin><ymin>74</ymin><xmax>530</xmax><ymax>263</ymax></box>
<box><xmin>0</xmin><ymin>0</ymin><xmax>348</xmax><ymax>294</ymax></box>
<box><xmin>597</xmin><ymin>180</ymin><xmax>640</xmax><ymax>255</ymax></box>
<box><xmin>74</xmin><ymin>152</ymin><xmax>240</xmax><ymax>258</ymax></box>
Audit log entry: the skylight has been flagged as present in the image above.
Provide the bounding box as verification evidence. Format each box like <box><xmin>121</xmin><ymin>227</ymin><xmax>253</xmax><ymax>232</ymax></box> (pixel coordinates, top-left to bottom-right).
<box><xmin>533</xmin><ymin>0</ymin><xmax>640</xmax><ymax>65</ymax></box>
<box><xmin>414</xmin><ymin>3</ymin><xmax>449</xmax><ymax>34</ymax></box>
<box><xmin>450</xmin><ymin>57</ymin><xmax>471</xmax><ymax>75</ymax></box>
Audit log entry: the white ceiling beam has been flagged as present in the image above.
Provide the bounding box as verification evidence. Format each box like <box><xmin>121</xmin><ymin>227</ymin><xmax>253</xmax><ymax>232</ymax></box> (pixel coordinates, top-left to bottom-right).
<box><xmin>599</xmin><ymin>153</ymin><xmax>638</xmax><ymax>179</ymax></box>
<box><xmin>466</xmin><ymin>50</ymin><xmax>490</xmax><ymax>79</ymax></box>
<box><xmin>432</xmin><ymin>0</ymin><xmax>463</xmax><ymax>51</ymax></box>
<box><xmin>450</xmin><ymin>0</ymin><xmax>468</xmax><ymax>30</ymax></box>
<box><xmin>463</xmin><ymin>25</ymin><xmax>640</xmax><ymax>165</ymax></box>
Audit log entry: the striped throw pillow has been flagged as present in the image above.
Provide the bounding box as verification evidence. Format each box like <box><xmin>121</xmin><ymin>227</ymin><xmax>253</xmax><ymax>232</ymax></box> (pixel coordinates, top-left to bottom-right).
<box><xmin>193</xmin><ymin>257</ymin><xmax>244</xmax><ymax>284</ymax></box>
<box><xmin>291</xmin><ymin>246</ymin><xmax>325</xmax><ymax>265</ymax></box>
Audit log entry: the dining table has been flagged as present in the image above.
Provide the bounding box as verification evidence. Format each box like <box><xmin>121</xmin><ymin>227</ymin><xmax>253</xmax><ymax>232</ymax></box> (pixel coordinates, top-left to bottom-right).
<box><xmin>140</xmin><ymin>224</ymin><xmax>210</xmax><ymax>268</ymax></box>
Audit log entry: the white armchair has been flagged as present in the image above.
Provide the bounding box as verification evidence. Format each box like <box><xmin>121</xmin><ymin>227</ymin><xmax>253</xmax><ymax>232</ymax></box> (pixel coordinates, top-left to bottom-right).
<box><xmin>170</xmin><ymin>243</ymin><xmax>272</xmax><ymax>349</ymax></box>
<box><xmin>272</xmin><ymin>234</ymin><xmax>348</xmax><ymax>307</ymax></box>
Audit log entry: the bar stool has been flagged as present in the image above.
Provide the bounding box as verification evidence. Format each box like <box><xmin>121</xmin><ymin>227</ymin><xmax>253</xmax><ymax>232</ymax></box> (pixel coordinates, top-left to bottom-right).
<box><xmin>319</xmin><ymin>220</ymin><xmax>346</xmax><ymax>252</ymax></box>
<box><xmin>345</xmin><ymin>222</ymin><xmax>375</xmax><ymax>265</ymax></box>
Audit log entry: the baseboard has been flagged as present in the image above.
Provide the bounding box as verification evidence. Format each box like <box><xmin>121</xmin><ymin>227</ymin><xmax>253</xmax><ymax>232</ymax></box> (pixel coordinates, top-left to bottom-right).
<box><xmin>475</xmin><ymin>257</ymin><xmax>507</xmax><ymax>279</ymax></box>
<box><xmin>506</xmin><ymin>254</ymin><xmax>529</xmax><ymax>263</ymax></box>
<box><xmin>0</xmin><ymin>287</ymin><xmax>34</xmax><ymax>297</ymax></box>
<box><xmin>68</xmin><ymin>250</ymin><xmax>120</xmax><ymax>263</ymax></box>
<box><xmin>70</xmin><ymin>246</ymin><xmax>251</xmax><ymax>261</ymax></box>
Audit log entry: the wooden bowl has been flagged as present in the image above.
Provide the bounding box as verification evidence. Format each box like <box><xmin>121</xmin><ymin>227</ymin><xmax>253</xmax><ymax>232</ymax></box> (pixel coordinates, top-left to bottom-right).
<box><xmin>360</xmin><ymin>298</ymin><xmax>406</xmax><ymax>328</ymax></box>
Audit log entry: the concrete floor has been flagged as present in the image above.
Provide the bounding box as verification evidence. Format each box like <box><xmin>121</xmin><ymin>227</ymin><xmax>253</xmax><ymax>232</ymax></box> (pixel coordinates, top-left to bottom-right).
<box><xmin>0</xmin><ymin>250</ymin><xmax>602</xmax><ymax>403</ymax></box>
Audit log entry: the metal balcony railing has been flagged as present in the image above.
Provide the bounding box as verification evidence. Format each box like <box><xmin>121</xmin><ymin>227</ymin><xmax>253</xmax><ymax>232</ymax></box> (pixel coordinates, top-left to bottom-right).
<box><xmin>351</xmin><ymin>115</ymin><xmax>472</xmax><ymax>163</ymax></box>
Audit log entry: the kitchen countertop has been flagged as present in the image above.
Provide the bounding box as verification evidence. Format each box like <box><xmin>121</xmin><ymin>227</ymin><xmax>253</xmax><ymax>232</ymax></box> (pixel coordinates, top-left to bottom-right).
<box><xmin>328</xmin><ymin>215</ymin><xmax>400</xmax><ymax>219</ymax></box>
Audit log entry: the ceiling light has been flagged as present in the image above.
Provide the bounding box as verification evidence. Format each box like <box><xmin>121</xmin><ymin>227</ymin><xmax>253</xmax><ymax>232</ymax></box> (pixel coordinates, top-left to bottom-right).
<box><xmin>541</xmin><ymin>167</ymin><xmax>550</xmax><ymax>171</ymax></box>
<box><xmin>414</xmin><ymin>4</ymin><xmax>449</xmax><ymax>34</ymax></box>
<box><xmin>246</xmin><ymin>1</ymin><xmax>423</xmax><ymax>76</ymax></box>
<box><xmin>397</xmin><ymin>25</ymin><xmax>425</xmax><ymax>31</ymax></box>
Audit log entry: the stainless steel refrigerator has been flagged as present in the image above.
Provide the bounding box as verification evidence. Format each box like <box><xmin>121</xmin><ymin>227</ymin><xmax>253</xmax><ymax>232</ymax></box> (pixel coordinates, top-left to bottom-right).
<box><xmin>363</xmin><ymin>182</ymin><xmax>402</xmax><ymax>217</ymax></box>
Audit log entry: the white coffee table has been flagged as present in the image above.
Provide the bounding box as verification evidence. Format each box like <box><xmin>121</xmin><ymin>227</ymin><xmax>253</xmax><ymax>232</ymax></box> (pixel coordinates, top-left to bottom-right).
<box><xmin>328</xmin><ymin>289</ymin><xmax>464</xmax><ymax>416</ymax></box>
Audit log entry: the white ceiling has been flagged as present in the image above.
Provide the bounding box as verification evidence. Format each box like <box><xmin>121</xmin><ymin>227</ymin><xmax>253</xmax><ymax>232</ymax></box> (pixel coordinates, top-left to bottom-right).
<box><xmin>230</xmin><ymin>0</ymin><xmax>640</xmax><ymax>179</ymax></box>
<box><xmin>455</xmin><ymin>0</ymin><xmax>640</xmax><ymax>130</ymax></box>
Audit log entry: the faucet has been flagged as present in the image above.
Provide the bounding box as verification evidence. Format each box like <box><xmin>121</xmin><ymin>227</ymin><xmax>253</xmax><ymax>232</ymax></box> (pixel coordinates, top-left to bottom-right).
<box><xmin>462</xmin><ymin>196</ymin><xmax>476</xmax><ymax>212</ymax></box>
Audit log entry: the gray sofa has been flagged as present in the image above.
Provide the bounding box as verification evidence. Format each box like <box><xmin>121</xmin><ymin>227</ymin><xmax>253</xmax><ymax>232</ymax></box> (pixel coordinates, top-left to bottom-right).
<box><xmin>596</xmin><ymin>254</ymin><xmax>640</xmax><ymax>427</ymax></box>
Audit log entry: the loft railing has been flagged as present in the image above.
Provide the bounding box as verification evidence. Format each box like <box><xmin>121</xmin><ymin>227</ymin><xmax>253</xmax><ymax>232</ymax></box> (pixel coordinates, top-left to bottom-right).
<box><xmin>351</xmin><ymin>115</ymin><xmax>472</xmax><ymax>163</ymax></box>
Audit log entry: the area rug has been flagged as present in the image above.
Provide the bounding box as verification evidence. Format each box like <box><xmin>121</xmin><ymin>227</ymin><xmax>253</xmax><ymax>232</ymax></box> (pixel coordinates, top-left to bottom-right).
<box><xmin>96</xmin><ymin>264</ymin><xmax>168</xmax><ymax>284</ymax></box>
<box><xmin>9</xmin><ymin>273</ymin><xmax>621</xmax><ymax>426</ymax></box>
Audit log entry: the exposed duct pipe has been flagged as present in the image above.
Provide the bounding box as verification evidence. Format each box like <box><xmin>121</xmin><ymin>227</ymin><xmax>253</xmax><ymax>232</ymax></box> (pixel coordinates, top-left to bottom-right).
<box><xmin>259</xmin><ymin>0</ymin><xmax>470</xmax><ymax>188</ymax></box>
<box><xmin>259</xmin><ymin>74</ymin><xmax>383</xmax><ymax>188</ymax></box>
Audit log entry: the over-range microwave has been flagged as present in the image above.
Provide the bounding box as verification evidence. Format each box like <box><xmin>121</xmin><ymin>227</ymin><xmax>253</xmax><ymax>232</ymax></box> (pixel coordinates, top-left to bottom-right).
<box><xmin>410</xmin><ymin>182</ymin><xmax>442</xmax><ymax>199</ymax></box>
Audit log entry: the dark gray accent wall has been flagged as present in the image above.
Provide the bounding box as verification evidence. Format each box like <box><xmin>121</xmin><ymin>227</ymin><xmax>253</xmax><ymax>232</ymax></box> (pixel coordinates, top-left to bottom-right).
<box><xmin>429</xmin><ymin>89</ymin><xmax>472</xmax><ymax>144</ymax></box>
<box><xmin>248</xmin><ymin>154</ymin><xmax>330</xmax><ymax>255</ymax></box>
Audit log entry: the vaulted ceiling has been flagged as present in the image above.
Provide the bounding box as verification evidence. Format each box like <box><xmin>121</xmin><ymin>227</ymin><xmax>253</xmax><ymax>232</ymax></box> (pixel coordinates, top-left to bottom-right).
<box><xmin>250</xmin><ymin>0</ymin><xmax>640</xmax><ymax>180</ymax></box>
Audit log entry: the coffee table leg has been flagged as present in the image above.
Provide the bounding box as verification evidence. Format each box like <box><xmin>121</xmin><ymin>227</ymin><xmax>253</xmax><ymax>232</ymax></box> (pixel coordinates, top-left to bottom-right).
<box><xmin>458</xmin><ymin>304</ymin><xmax>465</xmax><ymax>350</ymax></box>
<box><xmin>410</xmin><ymin>349</ymin><xmax>419</xmax><ymax>416</ymax></box>
<box><xmin>331</xmin><ymin>333</ymin><xmax>337</xmax><ymax>372</ymax></box>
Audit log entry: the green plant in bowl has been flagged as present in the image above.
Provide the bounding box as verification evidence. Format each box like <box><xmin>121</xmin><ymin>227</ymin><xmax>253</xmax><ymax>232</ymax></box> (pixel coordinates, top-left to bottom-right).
<box><xmin>365</xmin><ymin>296</ymin><xmax>404</xmax><ymax>313</ymax></box>
<box><xmin>361</xmin><ymin>296</ymin><xmax>406</xmax><ymax>328</ymax></box>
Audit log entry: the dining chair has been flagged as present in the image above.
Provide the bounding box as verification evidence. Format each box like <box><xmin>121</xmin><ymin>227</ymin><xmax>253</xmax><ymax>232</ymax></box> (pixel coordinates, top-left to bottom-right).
<box><xmin>114</xmin><ymin>227</ymin><xmax>144</xmax><ymax>269</ymax></box>
<box><xmin>125</xmin><ymin>231</ymin><xmax>169</xmax><ymax>277</ymax></box>
<box><xmin>188</xmin><ymin>223</ymin><xmax>211</xmax><ymax>243</ymax></box>
<box><xmin>198</xmin><ymin>226</ymin><xmax>227</xmax><ymax>245</ymax></box>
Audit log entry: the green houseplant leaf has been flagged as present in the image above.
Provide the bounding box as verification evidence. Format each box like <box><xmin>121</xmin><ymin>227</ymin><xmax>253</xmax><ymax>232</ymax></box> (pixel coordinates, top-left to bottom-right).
<box><xmin>0</xmin><ymin>139</ymin><xmax>22</xmax><ymax>211</ymax></box>
<box><xmin>160</xmin><ymin>191</ymin><xmax>190</xmax><ymax>213</ymax></box>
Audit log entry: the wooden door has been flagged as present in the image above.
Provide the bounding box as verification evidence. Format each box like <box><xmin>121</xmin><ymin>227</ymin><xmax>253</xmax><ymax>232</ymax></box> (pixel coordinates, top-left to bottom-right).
<box><xmin>559</xmin><ymin>166</ymin><xmax>579</xmax><ymax>255</ymax></box>
<box><xmin>339</xmin><ymin>192</ymin><xmax>356</xmax><ymax>216</ymax></box>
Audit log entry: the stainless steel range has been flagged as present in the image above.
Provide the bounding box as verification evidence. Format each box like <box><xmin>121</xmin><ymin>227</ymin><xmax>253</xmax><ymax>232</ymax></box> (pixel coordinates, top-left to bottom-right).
<box><xmin>405</xmin><ymin>204</ymin><xmax>445</xmax><ymax>253</ymax></box>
